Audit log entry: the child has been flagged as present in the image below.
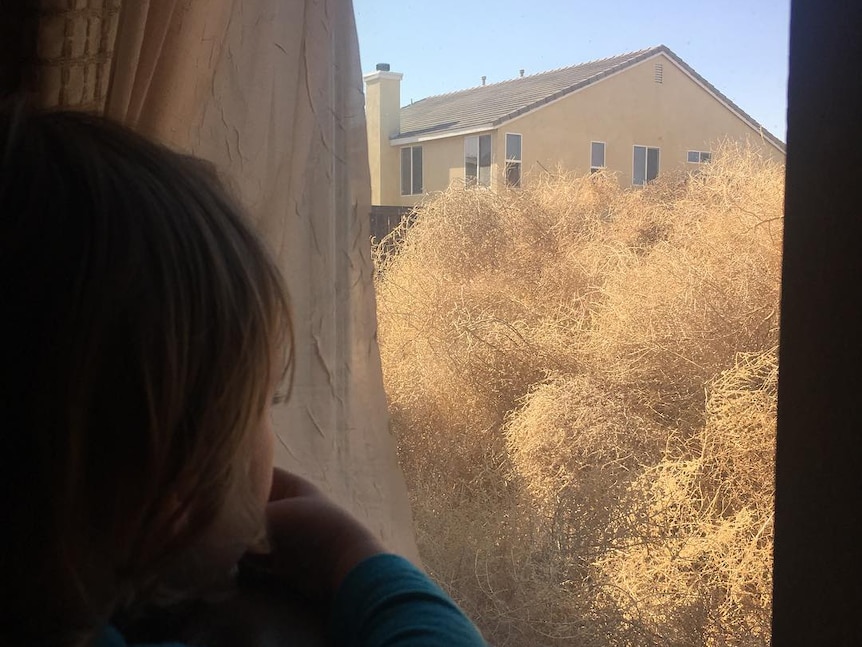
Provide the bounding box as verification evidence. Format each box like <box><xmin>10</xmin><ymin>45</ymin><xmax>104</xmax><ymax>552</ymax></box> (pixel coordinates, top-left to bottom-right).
<box><xmin>0</xmin><ymin>105</ymin><xmax>485</xmax><ymax>647</ymax></box>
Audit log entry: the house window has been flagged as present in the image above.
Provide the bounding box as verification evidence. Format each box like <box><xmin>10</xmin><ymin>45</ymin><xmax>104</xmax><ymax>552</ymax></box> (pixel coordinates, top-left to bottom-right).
<box><xmin>687</xmin><ymin>150</ymin><xmax>712</xmax><ymax>163</ymax></box>
<box><xmin>633</xmin><ymin>145</ymin><xmax>660</xmax><ymax>186</ymax></box>
<box><xmin>505</xmin><ymin>133</ymin><xmax>522</xmax><ymax>187</ymax></box>
<box><xmin>401</xmin><ymin>146</ymin><xmax>423</xmax><ymax>195</ymax></box>
<box><xmin>465</xmin><ymin>134</ymin><xmax>492</xmax><ymax>187</ymax></box>
<box><xmin>590</xmin><ymin>141</ymin><xmax>606</xmax><ymax>172</ymax></box>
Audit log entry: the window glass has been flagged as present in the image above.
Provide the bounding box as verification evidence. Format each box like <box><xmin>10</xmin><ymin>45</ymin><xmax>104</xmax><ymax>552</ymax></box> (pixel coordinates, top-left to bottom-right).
<box><xmin>412</xmin><ymin>146</ymin><xmax>423</xmax><ymax>193</ymax></box>
<box><xmin>591</xmin><ymin>141</ymin><xmax>606</xmax><ymax>168</ymax></box>
<box><xmin>647</xmin><ymin>147</ymin><xmax>660</xmax><ymax>182</ymax></box>
<box><xmin>478</xmin><ymin>134</ymin><xmax>492</xmax><ymax>186</ymax></box>
<box><xmin>401</xmin><ymin>147</ymin><xmax>412</xmax><ymax>195</ymax></box>
<box><xmin>361</xmin><ymin>12</ymin><xmax>789</xmax><ymax>643</ymax></box>
<box><xmin>465</xmin><ymin>137</ymin><xmax>479</xmax><ymax>186</ymax></box>
<box><xmin>633</xmin><ymin>145</ymin><xmax>646</xmax><ymax>185</ymax></box>
<box><xmin>506</xmin><ymin>133</ymin><xmax>522</xmax><ymax>161</ymax></box>
<box><xmin>506</xmin><ymin>161</ymin><xmax>521</xmax><ymax>187</ymax></box>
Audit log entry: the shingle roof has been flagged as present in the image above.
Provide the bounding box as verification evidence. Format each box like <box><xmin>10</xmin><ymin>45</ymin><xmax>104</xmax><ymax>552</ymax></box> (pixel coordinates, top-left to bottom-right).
<box><xmin>396</xmin><ymin>45</ymin><xmax>785</xmax><ymax>152</ymax></box>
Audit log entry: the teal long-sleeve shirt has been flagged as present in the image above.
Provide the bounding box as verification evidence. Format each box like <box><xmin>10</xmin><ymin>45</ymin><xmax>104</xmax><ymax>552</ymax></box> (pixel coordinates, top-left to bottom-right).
<box><xmin>94</xmin><ymin>554</ymin><xmax>486</xmax><ymax>647</ymax></box>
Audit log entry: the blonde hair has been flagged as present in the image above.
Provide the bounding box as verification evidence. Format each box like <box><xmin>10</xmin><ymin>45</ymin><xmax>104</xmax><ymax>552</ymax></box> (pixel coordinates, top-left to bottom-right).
<box><xmin>0</xmin><ymin>105</ymin><xmax>293</xmax><ymax>645</ymax></box>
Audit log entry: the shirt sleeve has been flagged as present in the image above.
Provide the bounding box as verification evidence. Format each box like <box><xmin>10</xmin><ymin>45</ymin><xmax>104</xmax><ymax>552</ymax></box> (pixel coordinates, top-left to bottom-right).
<box><xmin>330</xmin><ymin>554</ymin><xmax>487</xmax><ymax>646</ymax></box>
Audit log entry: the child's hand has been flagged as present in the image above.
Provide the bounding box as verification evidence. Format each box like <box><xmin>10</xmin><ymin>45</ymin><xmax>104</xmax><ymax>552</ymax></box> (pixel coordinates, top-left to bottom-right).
<box><xmin>242</xmin><ymin>467</ymin><xmax>387</xmax><ymax>601</ymax></box>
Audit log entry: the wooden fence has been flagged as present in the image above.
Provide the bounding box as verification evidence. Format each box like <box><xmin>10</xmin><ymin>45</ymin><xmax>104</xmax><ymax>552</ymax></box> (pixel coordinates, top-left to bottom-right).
<box><xmin>370</xmin><ymin>205</ymin><xmax>415</xmax><ymax>242</ymax></box>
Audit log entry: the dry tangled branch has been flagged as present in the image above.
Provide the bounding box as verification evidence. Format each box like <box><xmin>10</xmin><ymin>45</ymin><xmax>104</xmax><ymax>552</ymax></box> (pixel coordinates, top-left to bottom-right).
<box><xmin>375</xmin><ymin>143</ymin><xmax>784</xmax><ymax>646</ymax></box>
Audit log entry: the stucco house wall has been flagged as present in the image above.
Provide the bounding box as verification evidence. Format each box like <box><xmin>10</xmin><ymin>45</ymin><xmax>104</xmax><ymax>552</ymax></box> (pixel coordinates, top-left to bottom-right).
<box><xmin>394</xmin><ymin>135</ymin><xmax>471</xmax><ymax>206</ymax></box>
<box><xmin>499</xmin><ymin>52</ymin><xmax>784</xmax><ymax>188</ymax></box>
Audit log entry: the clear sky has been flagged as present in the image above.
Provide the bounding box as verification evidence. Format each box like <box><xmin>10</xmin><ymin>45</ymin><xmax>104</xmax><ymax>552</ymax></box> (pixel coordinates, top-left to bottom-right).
<box><xmin>353</xmin><ymin>0</ymin><xmax>790</xmax><ymax>140</ymax></box>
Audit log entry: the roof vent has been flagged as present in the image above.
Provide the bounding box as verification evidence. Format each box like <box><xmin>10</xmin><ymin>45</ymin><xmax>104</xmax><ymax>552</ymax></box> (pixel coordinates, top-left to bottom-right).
<box><xmin>519</xmin><ymin>69</ymin><xmax>525</xmax><ymax>78</ymax></box>
<box><xmin>376</xmin><ymin>63</ymin><xmax>391</xmax><ymax>72</ymax></box>
<box><xmin>481</xmin><ymin>75</ymin><xmax>486</xmax><ymax>86</ymax></box>
<box><xmin>654</xmin><ymin>62</ymin><xmax>663</xmax><ymax>84</ymax></box>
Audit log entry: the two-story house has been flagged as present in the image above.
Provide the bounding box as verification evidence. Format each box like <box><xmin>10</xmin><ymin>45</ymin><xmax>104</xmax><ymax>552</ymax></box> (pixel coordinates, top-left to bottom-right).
<box><xmin>364</xmin><ymin>45</ymin><xmax>785</xmax><ymax>209</ymax></box>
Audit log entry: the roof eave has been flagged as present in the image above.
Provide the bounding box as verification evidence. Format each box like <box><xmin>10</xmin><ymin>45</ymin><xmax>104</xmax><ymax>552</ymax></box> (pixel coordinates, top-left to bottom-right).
<box><xmin>653</xmin><ymin>46</ymin><xmax>786</xmax><ymax>153</ymax></box>
<box><xmin>390</xmin><ymin>124</ymin><xmax>496</xmax><ymax>146</ymax></box>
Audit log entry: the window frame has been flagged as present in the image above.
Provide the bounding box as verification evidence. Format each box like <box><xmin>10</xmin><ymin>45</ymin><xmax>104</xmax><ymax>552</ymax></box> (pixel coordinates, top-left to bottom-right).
<box><xmin>632</xmin><ymin>144</ymin><xmax>661</xmax><ymax>186</ymax></box>
<box><xmin>505</xmin><ymin>132</ymin><xmax>523</xmax><ymax>188</ymax></box>
<box><xmin>465</xmin><ymin>134</ymin><xmax>493</xmax><ymax>188</ymax></box>
<box><xmin>590</xmin><ymin>141</ymin><xmax>606</xmax><ymax>173</ymax></box>
<box><xmin>687</xmin><ymin>150</ymin><xmax>712</xmax><ymax>164</ymax></box>
<box><xmin>400</xmin><ymin>145</ymin><xmax>423</xmax><ymax>196</ymax></box>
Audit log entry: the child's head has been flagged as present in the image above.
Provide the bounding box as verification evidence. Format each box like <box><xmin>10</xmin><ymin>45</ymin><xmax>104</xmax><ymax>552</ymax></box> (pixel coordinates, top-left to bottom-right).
<box><xmin>0</xmin><ymin>104</ymin><xmax>292</xmax><ymax>644</ymax></box>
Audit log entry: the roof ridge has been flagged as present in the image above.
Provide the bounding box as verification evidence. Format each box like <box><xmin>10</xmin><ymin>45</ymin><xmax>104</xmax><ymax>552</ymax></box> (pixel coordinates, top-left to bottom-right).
<box><xmin>553</xmin><ymin>45</ymin><xmax>659</xmax><ymax>71</ymax></box>
<box><xmin>489</xmin><ymin>46</ymin><xmax>664</xmax><ymax>126</ymax></box>
<box><xmin>404</xmin><ymin>46</ymin><xmax>663</xmax><ymax>107</ymax></box>
<box><xmin>508</xmin><ymin>46</ymin><xmax>657</xmax><ymax>82</ymax></box>
<box><xmin>395</xmin><ymin>44</ymin><xmax>784</xmax><ymax>153</ymax></box>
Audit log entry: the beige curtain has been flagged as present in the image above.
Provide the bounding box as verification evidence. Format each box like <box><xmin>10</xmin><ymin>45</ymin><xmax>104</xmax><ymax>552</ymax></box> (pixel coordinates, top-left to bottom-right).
<box><xmin>34</xmin><ymin>0</ymin><xmax>418</xmax><ymax>562</ymax></box>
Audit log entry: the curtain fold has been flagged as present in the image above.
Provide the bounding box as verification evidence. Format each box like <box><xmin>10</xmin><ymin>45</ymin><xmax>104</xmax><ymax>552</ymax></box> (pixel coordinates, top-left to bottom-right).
<box><xmin>32</xmin><ymin>0</ymin><xmax>418</xmax><ymax>561</ymax></box>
